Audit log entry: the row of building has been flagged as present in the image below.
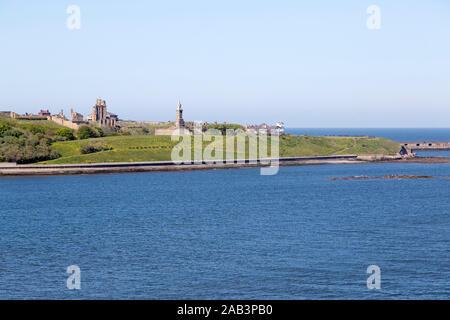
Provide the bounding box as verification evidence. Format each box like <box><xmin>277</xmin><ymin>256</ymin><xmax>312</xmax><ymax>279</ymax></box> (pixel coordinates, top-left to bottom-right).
<box><xmin>245</xmin><ymin>122</ymin><xmax>285</xmax><ymax>135</ymax></box>
<box><xmin>7</xmin><ymin>98</ymin><xmax>119</xmax><ymax>129</ymax></box>
<box><xmin>3</xmin><ymin>98</ymin><xmax>285</xmax><ymax>135</ymax></box>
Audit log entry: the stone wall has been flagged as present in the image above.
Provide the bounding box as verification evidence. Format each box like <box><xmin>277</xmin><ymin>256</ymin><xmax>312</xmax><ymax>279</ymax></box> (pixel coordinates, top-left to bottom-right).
<box><xmin>0</xmin><ymin>111</ymin><xmax>11</xmax><ymax>117</ymax></box>
<box><xmin>155</xmin><ymin>127</ymin><xmax>192</xmax><ymax>136</ymax></box>
<box><xmin>49</xmin><ymin>116</ymin><xmax>81</xmax><ymax>130</ymax></box>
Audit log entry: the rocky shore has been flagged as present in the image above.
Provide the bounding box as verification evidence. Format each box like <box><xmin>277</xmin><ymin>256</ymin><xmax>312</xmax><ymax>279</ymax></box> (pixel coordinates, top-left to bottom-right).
<box><xmin>329</xmin><ymin>174</ymin><xmax>444</xmax><ymax>180</ymax></box>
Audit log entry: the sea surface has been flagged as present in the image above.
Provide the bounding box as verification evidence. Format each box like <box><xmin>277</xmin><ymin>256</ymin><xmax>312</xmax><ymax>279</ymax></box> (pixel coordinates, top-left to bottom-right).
<box><xmin>0</xmin><ymin>163</ymin><xmax>449</xmax><ymax>299</ymax></box>
<box><xmin>0</xmin><ymin>128</ymin><xmax>449</xmax><ymax>299</ymax></box>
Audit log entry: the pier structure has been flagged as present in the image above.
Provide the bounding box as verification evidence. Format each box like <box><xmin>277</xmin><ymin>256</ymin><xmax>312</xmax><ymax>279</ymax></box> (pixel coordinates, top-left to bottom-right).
<box><xmin>401</xmin><ymin>142</ymin><xmax>450</xmax><ymax>151</ymax></box>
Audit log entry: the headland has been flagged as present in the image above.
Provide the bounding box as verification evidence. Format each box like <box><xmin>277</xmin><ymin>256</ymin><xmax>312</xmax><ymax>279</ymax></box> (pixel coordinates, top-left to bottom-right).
<box><xmin>2</xmin><ymin>99</ymin><xmax>448</xmax><ymax>177</ymax></box>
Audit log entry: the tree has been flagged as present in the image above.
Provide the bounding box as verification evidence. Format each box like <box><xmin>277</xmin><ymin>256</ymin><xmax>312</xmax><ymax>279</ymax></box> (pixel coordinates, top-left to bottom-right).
<box><xmin>55</xmin><ymin>127</ymin><xmax>75</xmax><ymax>140</ymax></box>
<box><xmin>77</xmin><ymin>126</ymin><xmax>98</xmax><ymax>140</ymax></box>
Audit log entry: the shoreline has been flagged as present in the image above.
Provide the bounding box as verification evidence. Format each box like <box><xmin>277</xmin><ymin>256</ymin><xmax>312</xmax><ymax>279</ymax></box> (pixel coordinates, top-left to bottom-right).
<box><xmin>1</xmin><ymin>156</ymin><xmax>449</xmax><ymax>177</ymax></box>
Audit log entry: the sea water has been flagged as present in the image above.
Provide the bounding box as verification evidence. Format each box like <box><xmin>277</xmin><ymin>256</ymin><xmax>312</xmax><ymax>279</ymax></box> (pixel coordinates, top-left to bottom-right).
<box><xmin>0</xmin><ymin>161</ymin><xmax>449</xmax><ymax>299</ymax></box>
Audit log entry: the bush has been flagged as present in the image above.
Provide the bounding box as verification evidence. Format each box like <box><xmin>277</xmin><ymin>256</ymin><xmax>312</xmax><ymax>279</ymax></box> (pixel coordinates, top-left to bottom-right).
<box><xmin>95</xmin><ymin>127</ymin><xmax>105</xmax><ymax>137</ymax></box>
<box><xmin>0</xmin><ymin>134</ymin><xmax>60</xmax><ymax>163</ymax></box>
<box><xmin>0</xmin><ymin>121</ymin><xmax>11</xmax><ymax>136</ymax></box>
<box><xmin>23</xmin><ymin>124</ymin><xmax>46</xmax><ymax>135</ymax></box>
<box><xmin>3</xmin><ymin>129</ymin><xmax>23</xmax><ymax>138</ymax></box>
<box><xmin>0</xmin><ymin>120</ymin><xmax>64</xmax><ymax>163</ymax></box>
<box><xmin>77</xmin><ymin>126</ymin><xmax>98</xmax><ymax>140</ymax></box>
<box><xmin>80</xmin><ymin>141</ymin><xmax>112</xmax><ymax>154</ymax></box>
<box><xmin>55</xmin><ymin>128</ymin><xmax>75</xmax><ymax>140</ymax></box>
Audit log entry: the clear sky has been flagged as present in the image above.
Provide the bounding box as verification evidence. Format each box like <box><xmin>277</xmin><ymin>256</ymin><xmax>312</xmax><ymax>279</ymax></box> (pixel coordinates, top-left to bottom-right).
<box><xmin>0</xmin><ymin>0</ymin><xmax>449</xmax><ymax>127</ymax></box>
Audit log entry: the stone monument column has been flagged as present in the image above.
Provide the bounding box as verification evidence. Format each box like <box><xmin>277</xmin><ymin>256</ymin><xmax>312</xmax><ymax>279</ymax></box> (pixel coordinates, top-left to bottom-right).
<box><xmin>175</xmin><ymin>99</ymin><xmax>185</xmax><ymax>128</ymax></box>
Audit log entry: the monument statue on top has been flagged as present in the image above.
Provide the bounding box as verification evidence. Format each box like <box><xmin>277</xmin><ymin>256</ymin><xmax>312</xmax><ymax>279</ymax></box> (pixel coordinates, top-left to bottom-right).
<box><xmin>175</xmin><ymin>99</ymin><xmax>185</xmax><ymax>128</ymax></box>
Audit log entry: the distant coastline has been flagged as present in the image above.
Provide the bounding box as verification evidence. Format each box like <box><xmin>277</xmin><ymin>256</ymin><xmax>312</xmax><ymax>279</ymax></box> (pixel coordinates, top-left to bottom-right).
<box><xmin>285</xmin><ymin>128</ymin><xmax>450</xmax><ymax>142</ymax></box>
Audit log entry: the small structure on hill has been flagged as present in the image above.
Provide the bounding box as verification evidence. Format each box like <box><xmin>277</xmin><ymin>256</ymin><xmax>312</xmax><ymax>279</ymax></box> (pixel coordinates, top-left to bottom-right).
<box><xmin>175</xmin><ymin>99</ymin><xmax>185</xmax><ymax>128</ymax></box>
<box><xmin>38</xmin><ymin>109</ymin><xmax>51</xmax><ymax>117</ymax></box>
<box><xmin>155</xmin><ymin>100</ymin><xmax>192</xmax><ymax>135</ymax></box>
<box><xmin>55</xmin><ymin>109</ymin><xmax>67</xmax><ymax>120</ymax></box>
<box><xmin>245</xmin><ymin>122</ymin><xmax>285</xmax><ymax>135</ymax></box>
<box><xmin>47</xmin><ymin>109</ymin><xmax>82</xmax><ymax>130</ymax></box>
<box><xmin>70</xmin><ymin>109</ymin><xmax>84</xmax><ymax>123</ymax></box>
<box><xmin>10</xmin><ymin>111</ymin><xmax>47</xmax><ymax>120</ymax></box>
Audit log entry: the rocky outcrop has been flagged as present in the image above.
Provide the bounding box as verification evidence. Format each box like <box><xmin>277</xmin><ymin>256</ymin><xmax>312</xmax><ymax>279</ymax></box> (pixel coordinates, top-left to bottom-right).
<box><xmin>329</xmin><ymin>175</ymin><xmax>438</xmax><ymax>181</ymax></box>
<box><xmin>356</xmin><ymin>154</ymin><xmax>403</xmax><ymax>161</ymax></box>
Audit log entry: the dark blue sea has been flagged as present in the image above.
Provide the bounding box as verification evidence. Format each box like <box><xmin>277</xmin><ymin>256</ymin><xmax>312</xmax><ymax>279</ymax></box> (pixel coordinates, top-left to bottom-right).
<box><xmin>0</xmin><ymin>129</ymin><xmax>449</xmax><ymax>299</ymax></box>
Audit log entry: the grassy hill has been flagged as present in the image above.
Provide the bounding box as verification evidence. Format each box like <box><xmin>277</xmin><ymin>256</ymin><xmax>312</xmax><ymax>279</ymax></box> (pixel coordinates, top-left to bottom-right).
<box><xmin>40</xmin><ymin>136</ymin><xmax>177</xmax><ymax>164</ymax></box>
<box><xmin>1</xmin><ymin>117</ymin><xmax>65</xmax><ymax>132</ymax></box>
<box><xmin>279</xmin><ymin>135</ymin><xmax>400</xmax><ymax>156</ymax></box>
<box><xmin>0</xmin><ymin>117</ymin><xmax>400</xmax><ymax>164</ymax></box>
<box><xmin>39</xmin><ymin>134</ymin><xmax>401</xmax><ymax>164</ymax></box>
<box><xmin>0</xmin><ymin>116</ymin><xmax>401</xmax><ymax>164</ymax></box>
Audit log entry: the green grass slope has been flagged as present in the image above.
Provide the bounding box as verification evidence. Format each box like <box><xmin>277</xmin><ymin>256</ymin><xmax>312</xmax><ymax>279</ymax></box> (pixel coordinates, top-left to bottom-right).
<box><xmin>40</xmin><ymin>134</ymin><xmax>401</xmax><ymax>164</ymax></box>
<box><xmin>1</xmin><ymin>117</ymin><xmax>65</xmax><ymax>132</ymax></box>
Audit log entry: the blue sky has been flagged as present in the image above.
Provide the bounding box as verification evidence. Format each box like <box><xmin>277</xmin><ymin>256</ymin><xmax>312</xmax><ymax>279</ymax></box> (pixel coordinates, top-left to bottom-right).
<box><xmin>0</xmin><ymin>0</ymin><xmax>449</xmax><ymax>127</ymax></box>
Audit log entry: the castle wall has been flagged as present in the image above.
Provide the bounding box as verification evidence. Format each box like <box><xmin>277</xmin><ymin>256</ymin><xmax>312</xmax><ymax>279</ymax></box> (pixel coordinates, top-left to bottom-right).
<box><xmin>49</xmin><ymin>116</ymin><xmax>81</xmax><ymax>130</ymax></box>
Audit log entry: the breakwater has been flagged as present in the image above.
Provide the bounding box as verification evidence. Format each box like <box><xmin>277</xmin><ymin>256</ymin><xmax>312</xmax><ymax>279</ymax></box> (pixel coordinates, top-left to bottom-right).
<box><xmin>0</xmin><ymin>155</ymin><xmax>362</xmax><ymax>176</ymax></box>
<box><xmin>402</xmin><ymin>141</ymin><xmax>450</xmax><ymax>151</ymax></box>
<box><xmin>4</xmin><ymin>154</ymin><xmax>450</xmax><ymax>177</ymax></box>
